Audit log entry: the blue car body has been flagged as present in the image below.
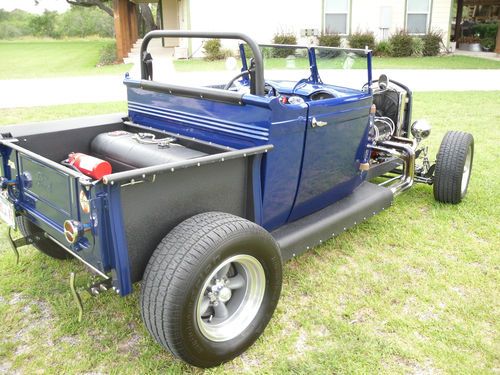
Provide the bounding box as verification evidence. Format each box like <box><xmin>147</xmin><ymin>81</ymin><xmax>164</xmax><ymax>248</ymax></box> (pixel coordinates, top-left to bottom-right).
<box><xmin>0</xmin><ymin>34</ymin><xmax>381</xmax><ymax>297</ymax></box>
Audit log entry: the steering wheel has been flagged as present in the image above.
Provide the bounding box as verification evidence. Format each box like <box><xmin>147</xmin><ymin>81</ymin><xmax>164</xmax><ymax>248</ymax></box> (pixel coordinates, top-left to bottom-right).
<box><xmin>265</xmin><ymin>81</ymin><xmax>279</xmax><ymax>97</ymax></box>
<box><xmin>224</xmin><ymin>70</ymin><xmax>251</xmax><ymax>90</ymax></box>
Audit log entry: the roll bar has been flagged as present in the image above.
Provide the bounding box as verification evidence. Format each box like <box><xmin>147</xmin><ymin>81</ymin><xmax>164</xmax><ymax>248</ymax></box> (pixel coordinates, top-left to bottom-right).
<box><xmin>140</xmin><ymin>30</ymin><xmax>265</xmax><ymax>96</ymax></box>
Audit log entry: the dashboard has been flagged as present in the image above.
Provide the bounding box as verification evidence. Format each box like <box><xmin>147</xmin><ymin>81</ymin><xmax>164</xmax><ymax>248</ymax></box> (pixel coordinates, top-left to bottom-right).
<box><xmin>265</xmin><ymin>80</ymin><xmax>365</xmax><ymax>105</ymax></box>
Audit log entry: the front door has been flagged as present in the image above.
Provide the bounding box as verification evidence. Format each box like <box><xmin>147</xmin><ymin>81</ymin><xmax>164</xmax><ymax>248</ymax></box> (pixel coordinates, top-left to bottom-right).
<box><xmin>288</xmin><ymin>94</ymin><xmax>372</xmax><ymax>222</ymax></box>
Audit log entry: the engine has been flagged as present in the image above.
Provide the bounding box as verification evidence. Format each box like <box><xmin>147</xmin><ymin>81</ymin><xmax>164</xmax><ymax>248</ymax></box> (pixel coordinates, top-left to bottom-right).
<box><xmin>371</xmin><ymin>116</ymin><xmax>395</xmax><ymax>142</ymax></box>
<box><xmin>367</xmin><ymin>75</ymin><xmax>433</xmax><ymax>195</ymax></box>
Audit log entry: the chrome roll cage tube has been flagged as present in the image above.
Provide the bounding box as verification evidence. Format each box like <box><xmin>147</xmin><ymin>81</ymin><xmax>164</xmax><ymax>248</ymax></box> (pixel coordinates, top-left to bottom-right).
<box><xmin>369</xmin><ymin>138</ymin><xmax>416</xmax><ymax>195</ymax></box>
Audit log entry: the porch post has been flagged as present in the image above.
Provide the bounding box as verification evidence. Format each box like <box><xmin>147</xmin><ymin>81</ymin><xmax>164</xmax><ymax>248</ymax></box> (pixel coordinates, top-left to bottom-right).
<box><xmin>113</xmin><ymin>0</ymin><xmax>131</xmax><ymax>62</ymax></box>
<box><xmin>455</xmin><ymin>0</ymin><xmax>464</xmax><ymax>48</ymax></box>
<box><xmin>496</xmin><ymin>21</ymin><xmax>500</xmax><ymax>54</ymax></box>
<box><xmin>129</xmin><ymin>2</ymin><xmax>139</xmax><ymax>46</ymax></box>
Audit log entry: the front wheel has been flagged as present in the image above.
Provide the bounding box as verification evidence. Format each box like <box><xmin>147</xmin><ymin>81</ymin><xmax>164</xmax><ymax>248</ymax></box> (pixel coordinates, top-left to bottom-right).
<box><xmin>140</xmin><ymin>212</ymin><xmax>282</xmax><ymax>368</ymax></box>
<box><xmin>433</xmin><ymin>131</ymin><xmax>474</xmax><ymax>204</ymax></box>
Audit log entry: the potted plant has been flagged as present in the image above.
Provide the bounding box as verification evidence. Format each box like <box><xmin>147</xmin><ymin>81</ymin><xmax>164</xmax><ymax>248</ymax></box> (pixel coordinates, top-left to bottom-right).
<box><xmin>449</xmin><ymin>38</ymin><xmax>457</xmax><ymax>53</ymax></box>
<box><xmin>480</xmin><ymin>37</ymin><xmax>495</xmax><ymax>52</ymax></box>
<box><xmin>458</xmin><ymin>36</ymin><xmax>482</xmax><ymax>52</ymax></box>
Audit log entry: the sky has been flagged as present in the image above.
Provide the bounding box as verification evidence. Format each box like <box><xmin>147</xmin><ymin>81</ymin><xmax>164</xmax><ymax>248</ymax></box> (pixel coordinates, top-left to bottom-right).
<box><xmin>0</xmin><ymin>0</ymin><xmax>70</xmax><ymax>14</ymax></box>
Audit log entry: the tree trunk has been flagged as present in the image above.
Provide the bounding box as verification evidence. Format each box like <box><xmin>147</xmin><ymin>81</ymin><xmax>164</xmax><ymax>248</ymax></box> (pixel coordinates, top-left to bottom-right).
<box><xmin>156</xmin><ymin>4</ymin><xmax>162</xmax><ymax>28</ymax></box>
<box><xmin>139</xmin><ymin>4</ymin><xmax>156</xmax><ymax>33</ymax></box>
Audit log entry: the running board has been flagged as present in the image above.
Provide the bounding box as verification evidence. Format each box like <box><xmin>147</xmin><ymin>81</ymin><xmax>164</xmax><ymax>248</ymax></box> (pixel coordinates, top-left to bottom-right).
<box><xmin>272</xmin><ymin>182</ymin><xmax>393</xmax><ymax>261</ymax></box>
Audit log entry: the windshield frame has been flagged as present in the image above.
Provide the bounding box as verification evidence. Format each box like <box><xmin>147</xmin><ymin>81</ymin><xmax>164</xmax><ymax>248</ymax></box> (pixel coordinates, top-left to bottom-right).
<box><xmin>239</xmin><ymin>44</ymin><xmax>373</xmax><ymax>92</ymax></box>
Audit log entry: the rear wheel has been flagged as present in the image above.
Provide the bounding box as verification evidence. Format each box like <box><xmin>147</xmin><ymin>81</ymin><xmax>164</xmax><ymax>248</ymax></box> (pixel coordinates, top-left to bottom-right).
<box><xmin>433</xmin><ymin>131</ymin><xmax>474</xmax><ymax>204</ymax></box>
<box><xmin>15</xmin><ymin>216</ymin><xmax>71</xmax><ymax>260</ymax></box>
<box><xmin>140</xmin><ymin>212</ymin><xmax>282</xmax><ymax>368</ymax></box>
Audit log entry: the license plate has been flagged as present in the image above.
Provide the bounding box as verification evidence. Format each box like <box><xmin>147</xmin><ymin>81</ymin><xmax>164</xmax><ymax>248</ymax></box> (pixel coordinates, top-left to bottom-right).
<box><xmin>0</xmin><ymin>193</ymin><xmax>15</xmax><ymax>228</ymax></box>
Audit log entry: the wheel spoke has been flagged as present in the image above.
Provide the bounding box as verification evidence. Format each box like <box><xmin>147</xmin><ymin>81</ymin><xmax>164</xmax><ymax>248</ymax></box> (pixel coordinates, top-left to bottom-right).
<box><xmin>199</xmin><ymin>296</ymin><xmax>211</xmax><ymax>316</ymax></box>
<box><xmin>227</xmin><ymin>274</ymin><xmax>245</xmax><ymax>290</ymax></box>
<box><xmin>213</xmin><ymin>302</ymin><xmax>229</xmax><ymax>319</ymax></box>
<box><xmin>216</xmin><ymin>262</ymin><xmax>231</xmax><ymax>279</ymax></box>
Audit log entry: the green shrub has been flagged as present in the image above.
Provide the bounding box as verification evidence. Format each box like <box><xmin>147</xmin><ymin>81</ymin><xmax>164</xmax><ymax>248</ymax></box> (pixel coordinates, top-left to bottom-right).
<box><xmin>203</xmin><ymin>39</ymin><xmax>224</xmax><ymax>61</ymax></box>
<box><xmin>262</xmin><ymin>47</ymin><xmax>274</xmax><ymax>58</ymax></box>
<box><xmin>348</xmin><ymin>31</ymin><xmax>375</xmax><ymax>50</ymax></box>
<box><xmin>472</xmin><ymin>23</ymin><xmax>498</xmax><ymax>39</ymax></box>
<box><xmin>0</xmin><ymin>23</ymin><xmax>24</xmax><ymax>39</ymax></box>
<box><xmin>374</xmin><ymin>41</ymin><xmax>393</xmax><ymax>56</ymax></box>
<box><xmin>422</xmin><ymin>30</ymin><xmax>442</xmax><ymax>56</ymax></box>
<box><xmin>388</xmin><ymin>30</ymin><xmax>413</xmax><ymax>57</ymax></box>
<box><xmin>411</xmin><ymin>37</ymin><xmax>424</xmax><ymax>57</ymax></box>
<box><xmin>317</xmin><ymin>33</ymin><xmax>341</xmax><ymax>47</ymax></box>
<box><xmin>220</xmin><ymin>48</ymin><xmax>234</xmax><ymax>59</ymax></box>
<box><xmin>98</xmin><ymin>42</ymin><xmax>117</xmax><ymax>65</ymax></box>
<box><xmin>242</xmin><ymin>45</ymin><xmax>273</xmax><ymax>59</ymax></box>
<box><xmin>272</xmin><ymin>32</ymin><xmax>297</xmax><ymax>57</ymax></box>
<box><xmin>242</xmin><ymin>44</ymin><xmax>253</xmax><ymax>57</ymax></box>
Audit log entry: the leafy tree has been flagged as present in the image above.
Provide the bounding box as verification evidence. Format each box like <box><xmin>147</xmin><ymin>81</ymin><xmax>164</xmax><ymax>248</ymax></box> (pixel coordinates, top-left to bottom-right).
<box><xmin>29</xmin><ymin>10</ymin><xmax>60</xmax><ymax>38</ymax></box>
<box><xmin>64</xmin><ymin>0</ymin><xmax>157</xmax><ymax>34</ymax></box>
<box><xmin>65</xmin><ymin>0</ymin><xmax>113</xmax><ymax>16</ymax></box>
<box><xmin>0</xmin><ymin>9</ymin><xmax>33</xmax><ymax>39</ymax></box>
<box><xmin>58</xmin><ymin>6</ymin><xmax>114</xmax><ymax>37</ymax></box>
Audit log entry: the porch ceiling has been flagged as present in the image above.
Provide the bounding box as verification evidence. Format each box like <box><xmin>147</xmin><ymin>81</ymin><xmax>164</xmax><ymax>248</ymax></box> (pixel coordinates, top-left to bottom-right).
<box><xmin>463</xmin><ymin>0</ymin><xmax>500</xmax><ymax>5</ymax></box>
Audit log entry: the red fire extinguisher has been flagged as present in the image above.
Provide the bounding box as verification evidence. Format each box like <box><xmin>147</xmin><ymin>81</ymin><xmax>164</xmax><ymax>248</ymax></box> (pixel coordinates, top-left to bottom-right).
<box><xmin>67</xmin><ymin>153</ymin><xmax>112</xmax><ymax>180</ymax></box>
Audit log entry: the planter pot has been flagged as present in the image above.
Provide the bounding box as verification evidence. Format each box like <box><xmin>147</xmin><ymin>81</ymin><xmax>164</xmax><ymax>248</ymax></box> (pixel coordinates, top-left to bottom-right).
<box><xmin>459</xmin><ymin>43</ymin><xmax>482</xmax><ymax>52</ymax></box>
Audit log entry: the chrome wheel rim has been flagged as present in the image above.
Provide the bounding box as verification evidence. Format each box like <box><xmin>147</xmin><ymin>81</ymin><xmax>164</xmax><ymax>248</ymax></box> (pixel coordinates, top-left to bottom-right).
<box><xmin>461</xmin><ymin>145</ymin><xmax>472</xmax><ymax>196</ymax></box>
<box><xmin>196</xmin><ymin>254</ymin><xmax>266</xmax><ymax>342</ymax></box>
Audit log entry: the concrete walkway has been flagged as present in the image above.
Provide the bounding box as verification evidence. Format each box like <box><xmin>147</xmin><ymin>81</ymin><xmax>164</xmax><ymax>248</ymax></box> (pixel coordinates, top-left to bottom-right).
<box><xmin>0</xmin><ymin>75</ymin><xmax>126</xmax><ymax>109</ymax></box>
<box><xmin>453</xmin><ymin>49</ymin><xmax>500</xmax><ymax>61</ymax></box>
<box><xmin>1</xmin><ymin>67</ymin><xmax>499</xmax><ymax>109</ymax></box>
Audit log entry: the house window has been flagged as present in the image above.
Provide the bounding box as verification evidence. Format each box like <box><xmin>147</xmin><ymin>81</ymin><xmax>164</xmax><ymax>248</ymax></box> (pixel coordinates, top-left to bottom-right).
<box><xmin>407</xmin><ymin>0</ymin><xmax>431</xmax><ymax>34</ymax></box>
<box><xmin>324</xmin><ymin>0</ymin><xmax>350</xmax><ymax>35</ymax></box>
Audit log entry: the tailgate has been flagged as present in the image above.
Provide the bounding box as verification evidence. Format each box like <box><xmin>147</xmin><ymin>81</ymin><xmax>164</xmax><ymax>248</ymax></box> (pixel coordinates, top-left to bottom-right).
<box><xmin>1</xmin><ymin>141</ymin><xmax>92</xmax><ymax>251</ymax></box>
<box><xmin>20</xmin><ymin>154</ymin><xmax>79</xmax><ymax>227</ymax></box>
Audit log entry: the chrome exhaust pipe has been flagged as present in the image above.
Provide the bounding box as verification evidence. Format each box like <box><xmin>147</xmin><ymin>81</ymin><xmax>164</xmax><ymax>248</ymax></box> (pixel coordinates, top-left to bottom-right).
<box><xmin>369</xmin><ymin>140</ymin><xmax>415</xmax><ymax>195</ymax></box>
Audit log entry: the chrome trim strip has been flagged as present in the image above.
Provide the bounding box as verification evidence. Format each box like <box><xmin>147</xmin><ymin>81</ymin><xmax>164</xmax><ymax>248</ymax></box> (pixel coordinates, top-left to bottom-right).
<box><xmin>129</xmin><ymin>107</ymin><xmax>269</xmax><ymax>141</ymax></box>
<box><xmin>128</xmin><ymin>101</ymin><xmax>269</xmax><ymax>135</ymax></box>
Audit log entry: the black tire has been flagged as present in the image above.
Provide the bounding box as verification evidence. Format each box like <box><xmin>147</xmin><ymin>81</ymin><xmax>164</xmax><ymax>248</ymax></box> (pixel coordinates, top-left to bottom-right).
<box><xmin>140</xmin><ymin>212</ymin><xmax>282</xmax><ymax>368</ymax></box>
<box><xmin>15</xmin><ymin>216</ymin><xmax>71</xmax><ymax>260</ymax></box>
<box><xmin>433</xmin><ymin>131</ymin><xmax>474</xmax><ymax>204</ymax></box>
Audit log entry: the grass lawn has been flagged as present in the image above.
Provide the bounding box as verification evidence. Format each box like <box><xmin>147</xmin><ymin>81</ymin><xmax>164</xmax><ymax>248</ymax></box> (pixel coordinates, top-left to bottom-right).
<box><xmin>0</xmin><ymin>39</ymin><xmax>132</xmax><ymax>80</ymax></box>
<box><xmin>173</xmin><ymin>55</ymin><xmax>500</xmax><ymax>72</ymax></box>
<box><xmin>0</xmin><ymin>92</ymin><xmax>499</xmax><ymax>373</ymax></box>
<box><xmin>0</xmin><ymin>102</ymin><xmax>127</xmax><ymax>126</ymax></box>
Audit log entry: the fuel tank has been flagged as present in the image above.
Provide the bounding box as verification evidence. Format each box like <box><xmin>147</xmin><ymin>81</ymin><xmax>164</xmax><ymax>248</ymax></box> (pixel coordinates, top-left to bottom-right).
<box><xmin>91</xmin><ymin>131</ymin><xmax>207</xmax><ymax>171</ymax></box>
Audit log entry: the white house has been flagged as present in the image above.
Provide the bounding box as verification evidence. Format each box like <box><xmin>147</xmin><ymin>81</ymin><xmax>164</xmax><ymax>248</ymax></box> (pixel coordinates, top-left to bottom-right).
<box><xmin>156</xmin><ymin>0</ymin><xmax>453</xmax><ymax>55</ymax></box>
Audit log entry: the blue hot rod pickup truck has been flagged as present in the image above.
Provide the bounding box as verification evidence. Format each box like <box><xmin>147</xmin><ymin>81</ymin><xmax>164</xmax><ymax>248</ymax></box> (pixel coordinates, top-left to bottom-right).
<box><xmin>0</xmin><ymin>31</ymin><xmax>474</xmax><ymax>368</ymax></box>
